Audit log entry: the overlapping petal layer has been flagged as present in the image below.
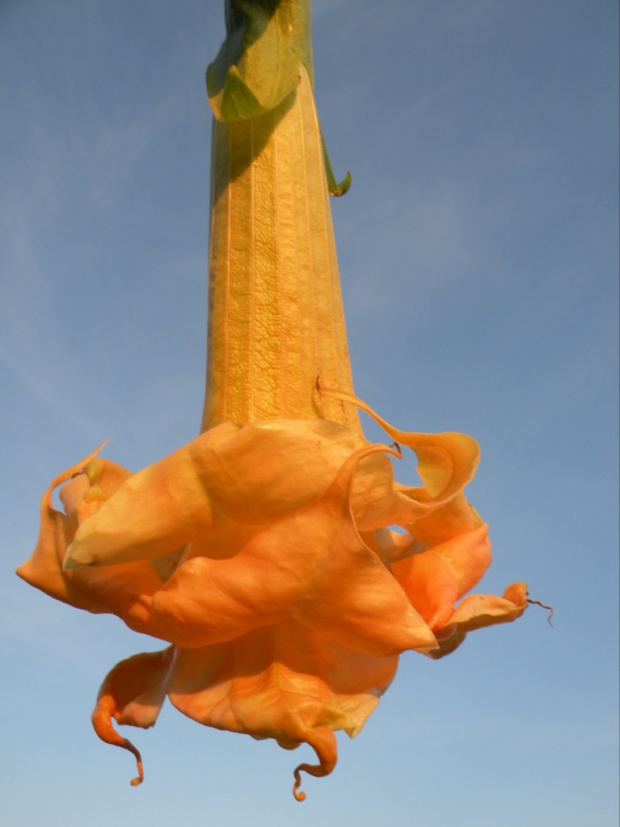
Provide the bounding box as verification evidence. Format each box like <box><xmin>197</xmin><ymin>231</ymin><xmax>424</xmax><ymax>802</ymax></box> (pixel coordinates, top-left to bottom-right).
<box><xmin>168</xmin><ymin>623</ymin><xmax>398</xmax><ymax>800</ymax></box>
<box><xmin>17</xmin><ymin>403</ymin><xmax>525</xmax><ymax>796</ymax></box>
<box><xmin>16</xmin><ymin>449</ymin><xmax>167</xmax><ymax>617</ymax></box>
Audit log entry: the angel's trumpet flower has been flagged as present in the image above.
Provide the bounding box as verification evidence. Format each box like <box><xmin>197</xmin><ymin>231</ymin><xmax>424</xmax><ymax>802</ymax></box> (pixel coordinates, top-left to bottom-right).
<box><xmin>17</xmin><ymin>0</ymin><xmax>527</xmax><ymax>800</ymax></box>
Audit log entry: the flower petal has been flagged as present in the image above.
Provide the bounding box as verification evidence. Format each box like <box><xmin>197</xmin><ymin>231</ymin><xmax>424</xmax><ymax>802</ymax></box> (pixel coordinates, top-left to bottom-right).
<box><xmin>16</xmin><ymin>484</ymin><xmax>106</xmax><ymax>613</ymax></box>
<box><xmin>168</xmin><ymin>621</ymin><xmax>398</xmax><ymax>799</ymax></box>
<box><xmin>390</xmin><ymin>524</ymin><xmax>492</xmax><ymax>629</ymax></box>
<box><xmin>448</xmin><ymin>581</ymin><xmax>529</xmax><ymax>631</ymax></box>
<box><xmin>402</xmin><ymin>491</ymin><xmax>481</xmax><ymax>547</ymax></box>
<box><xmin>123</xmin><ymin>443</ymin><xmax>436</xmax><ymax>655</ymax></box>
<box><xmin>64</xmin><ymin>427</ymin><xmax>230</xmax><ymax>568</ymax></box>
<box><xmin>16</xmin><ymin>446</ymin><xmax>119</xmax><ymax>613</ymax></box>
<box><xmin>195</xmin><ymin>419</ymin><xmax>369</xmax><ymax>523</ymax></box>
<box><xmin>296</xmin><ymin>446</ymin><xmax>437</xmax><ymax>656</ymax></box>
<box><xmin>92</xmin><ymin>647</ymin><xmax>175</xmax><ymax>786</ymax></box>
<box><xmin>428</xmin><ymin>582</ymin><xmax>529</xmax><ymax>659</ymax></box>
<box><xmin>65</xmin><ymin>419</ymin><xmax>367</xmax><ymax>568</ymax></box>
<box><xmin>318</xmin><ymin>389</ymin><xmax>480</xmax><ymax>529</ymax></box>
<box><xmin>17</xmin><ymin>448</ymin><xmax>174</xmax><ymax>621</ymax></box>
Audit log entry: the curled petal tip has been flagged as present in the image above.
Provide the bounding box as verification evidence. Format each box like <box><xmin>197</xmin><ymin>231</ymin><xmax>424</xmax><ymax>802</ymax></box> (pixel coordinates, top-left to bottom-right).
<box><xmin>527</xmin><ymin>595</ymin><xmax>554</xmax><ymax>627</ymax></box>
<box><xmin>292</xmin><ymin>765</ymin><xmax>308</xmax><ymax>802</ymax></box>
<box><xmin>291</xmin><ymin>730</ymin><xmax>337</xmax><ymax>802</ymax></box>
<box><xmin>130</xmin><ymin>769</ymin><xmax>143</xmax><ymax>787</ymax></box>
<box><xmin>92</xmin><ymin>695</ymin><xmax>145</xmax><ymax>788</ymax></box>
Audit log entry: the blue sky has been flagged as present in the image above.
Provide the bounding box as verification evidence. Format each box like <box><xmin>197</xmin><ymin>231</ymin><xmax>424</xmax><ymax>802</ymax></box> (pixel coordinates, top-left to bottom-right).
<box><xmin>1</xmin><ymin>1</ymin><xmax>618</xmax><ymax>825</ymax></box>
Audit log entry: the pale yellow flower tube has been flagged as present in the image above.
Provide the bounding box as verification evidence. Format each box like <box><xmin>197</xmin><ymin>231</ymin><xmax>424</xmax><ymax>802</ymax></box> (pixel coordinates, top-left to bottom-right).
<box><xmin>203</xmin><ymin>64</ymin><xmax>360</xmax><ymax>430</ymax></box>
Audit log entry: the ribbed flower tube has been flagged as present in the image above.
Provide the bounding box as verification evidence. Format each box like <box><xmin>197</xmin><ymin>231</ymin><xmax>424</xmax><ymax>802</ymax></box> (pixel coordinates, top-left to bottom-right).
<box><xmin>203</xmin><ymin>66</ymin><xmax>360</xmax><ymax>431</ymax></box>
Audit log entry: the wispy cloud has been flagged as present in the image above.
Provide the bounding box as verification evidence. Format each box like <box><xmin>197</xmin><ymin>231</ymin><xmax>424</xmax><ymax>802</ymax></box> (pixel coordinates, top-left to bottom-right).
<box><xmin>0</xmin><ymin>204</ymin><xmax>95</xmax><ymax>428</ymax></box>
<box><xmin>0</xmin><ymin>43</ymin><xmax>198</xmax><ymax>443</ymax></box>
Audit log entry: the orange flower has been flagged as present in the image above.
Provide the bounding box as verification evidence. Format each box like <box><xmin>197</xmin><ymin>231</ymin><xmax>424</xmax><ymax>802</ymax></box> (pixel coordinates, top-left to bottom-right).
<box><xmin>18</xmin><ymin>405</ymin><xmax>527</xmax><ymax>797</ymax></box>
<box><xmin>17</xmin><ymin>0</ymin><xmax>527</xmax><ymax>800</ymax></box>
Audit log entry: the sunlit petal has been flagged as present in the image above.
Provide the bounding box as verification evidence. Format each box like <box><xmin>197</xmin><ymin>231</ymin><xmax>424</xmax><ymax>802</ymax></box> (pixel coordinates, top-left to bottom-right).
<box><xmin>92</xmin><ymin>647</ymin><xmax>175</xmax><ymax>786</ymax></box>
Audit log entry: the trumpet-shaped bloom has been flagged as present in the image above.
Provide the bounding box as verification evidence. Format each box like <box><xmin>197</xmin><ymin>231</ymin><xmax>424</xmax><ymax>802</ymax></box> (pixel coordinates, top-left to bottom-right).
<box><xmin>18</xmin><ymin>403</ymin><xmax>527</xmax><ymax>797</ymax></box>
<box><xmin>17</xmin><ymin>0</ymin><xmax>528</xmax><ymax>800</ymax></box>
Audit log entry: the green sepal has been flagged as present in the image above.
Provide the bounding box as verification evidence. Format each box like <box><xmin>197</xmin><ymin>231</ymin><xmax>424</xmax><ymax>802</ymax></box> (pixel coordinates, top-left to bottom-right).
<box><xmin>320</xmin><ymin>129</ymin><xmax>351</xmax><ymax>197</ymax></box>
<box><xmin>207</xmin><ymin>0</ymin><xmax>314</xmax><ymax>122</ymax></box>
